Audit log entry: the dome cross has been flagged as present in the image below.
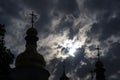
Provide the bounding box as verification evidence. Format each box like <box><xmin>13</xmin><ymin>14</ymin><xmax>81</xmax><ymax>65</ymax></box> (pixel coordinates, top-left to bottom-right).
<box><xmin>29</xmin><ymin>11</ymin><xmax>37</xmax><ymax>28</ymax></box>
<box><xmin>95</xmin><ymin>45</ymin><xmax>101</xmax><ymax>61</ymax></box>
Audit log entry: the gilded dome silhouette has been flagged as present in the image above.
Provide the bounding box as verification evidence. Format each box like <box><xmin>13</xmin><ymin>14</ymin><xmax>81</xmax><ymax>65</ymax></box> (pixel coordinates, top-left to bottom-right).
<box><xmin>15</xmin><ymin>26</ymin><xmax>46</xmax><ymax>68</ymax></box>
<box><xmin>15</xmin><ymin>50</ymin><xmax>46</xmax><ymax>68</ymax></box>
<box><xmin>26</xmin><ymin>27</ymin><xmax>38</xmax><ymax>36</ymax></box>
<box><xmin>9</xmin><ymin>12</ymin><xmax>50</xmax><ymax>80</ymax></box>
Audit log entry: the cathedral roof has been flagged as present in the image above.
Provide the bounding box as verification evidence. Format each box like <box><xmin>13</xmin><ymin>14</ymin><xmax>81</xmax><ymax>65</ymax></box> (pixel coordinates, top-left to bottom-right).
<box><xmin>15</xmin><ymin>50</ymin><xmax>46</xmax><ymax>68</ymax></box>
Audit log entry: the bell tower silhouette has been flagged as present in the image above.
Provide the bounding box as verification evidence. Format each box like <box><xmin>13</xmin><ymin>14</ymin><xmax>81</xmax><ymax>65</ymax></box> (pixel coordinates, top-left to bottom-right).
<box><xmin>94</xmin><ymin>46</ymin><xmax>106</xmax><ymax>80</ymax></box>
<box><xmin>10</xmin><ymin>11</ymin><xmax>50</xmax><ymax>80</ymax></box>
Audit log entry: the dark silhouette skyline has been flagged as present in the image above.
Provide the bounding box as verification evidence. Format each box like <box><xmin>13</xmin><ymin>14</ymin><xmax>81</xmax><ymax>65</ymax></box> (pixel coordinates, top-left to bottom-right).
<box><xmin>0</xmin><ymin>12</ymin><xmax>107</xmax><ymax>80</ymax></box>
<box><xmin>0</xmin><ymin>0</ymin><xmax>120</xmax><ymax>80</ymax></box>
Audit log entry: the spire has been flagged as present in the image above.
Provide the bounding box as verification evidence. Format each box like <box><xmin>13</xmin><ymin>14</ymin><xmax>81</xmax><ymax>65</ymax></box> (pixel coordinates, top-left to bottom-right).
<box><xmin>25</xmin><ymin>11</ymin><xmax>38</xmax><ymax>48</ymax></box>
<box><xmin>95</xmin><ymin>45</ymin><xmax>101</xmax><ymax>61</ymax></box>
<box><xmin>60</xmin><ymin>60</ymin><xmax>69</xmax><ymax>80</ymax></box>
<box><xmin>29</xmin><ymin>11</ymin><xmax>37</xmax><ymax>28</ymax></box>
<box><xmin>94</xmin><ymin>46</ymin><xmax>106</xmax><ymax>80</ymax></box>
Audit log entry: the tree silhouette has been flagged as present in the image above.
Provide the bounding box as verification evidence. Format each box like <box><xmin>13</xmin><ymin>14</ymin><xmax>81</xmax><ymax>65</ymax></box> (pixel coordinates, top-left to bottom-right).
<box><xmin>0</xmin><ymin>24</ymin><xmax>14</xmax><ymax>76</ymax></box>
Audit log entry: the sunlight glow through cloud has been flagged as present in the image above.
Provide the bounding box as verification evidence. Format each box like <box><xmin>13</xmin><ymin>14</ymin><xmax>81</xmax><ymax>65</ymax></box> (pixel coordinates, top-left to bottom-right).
<box><xmin>58</xmin><ymin>39</ymin><xmax>82</xmax><ymax>57</ymax></box>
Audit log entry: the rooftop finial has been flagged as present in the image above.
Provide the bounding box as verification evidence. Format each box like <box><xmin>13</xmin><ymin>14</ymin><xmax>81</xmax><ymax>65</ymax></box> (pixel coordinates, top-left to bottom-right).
<box><xmin>29</xmin><ymin>11</ymin><xmax>37</xmax><ymax>28</ymax></box>
<box><xmin>95</xmin><ymin>45</ymin><xmax>101</xmax><ymax>61</ymax></box>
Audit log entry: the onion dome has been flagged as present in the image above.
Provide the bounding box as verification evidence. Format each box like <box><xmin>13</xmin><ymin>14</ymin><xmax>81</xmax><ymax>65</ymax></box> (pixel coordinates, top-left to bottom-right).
<box><xmin>15</xmin><ymin>27</ymin><xmax>46</xmax><ymax>68</ymax></box>
<box><xmin>15</xmin><ymin>50</ymin><xmax>46</xmax><ymax>68</ymax></box>
<box><xmin>25</xmin><ymin>27</ymin><xmax>38</xmax><ymax>47</ymax></box>
<box><xmin>26</xmin><ymin>27</ymin><xmax>38</xmax><ymax>36</ymax></box>
<box><xmin>14</xmin><ymin>11</ymin><xmax>49</xmax><ymax>80</ymax></box>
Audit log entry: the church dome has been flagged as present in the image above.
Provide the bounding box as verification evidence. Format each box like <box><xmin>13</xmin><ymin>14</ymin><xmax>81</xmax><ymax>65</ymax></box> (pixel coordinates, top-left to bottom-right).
<box><xmin>13</xmin><ymin>12</ymin><xmax>50</xmax><ymax>80</ymax></box>
<box><xmin>26</xmin><ymin>27</ymin><xmax>38</xmax><ymax>36</ymax></box>
<box><xmin>15</xmin><ymin>26</ymin><xmax>45</xmax><ymax>68</ymax></box>
<box><xmin>15</xmin><ymin>50</ymin><xmax>46</xmax><ymax>68</ymax></box>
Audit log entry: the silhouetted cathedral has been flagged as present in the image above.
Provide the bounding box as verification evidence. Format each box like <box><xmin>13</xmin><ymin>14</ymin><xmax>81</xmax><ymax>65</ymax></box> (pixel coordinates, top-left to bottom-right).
<box><xmin>10</xmin><ymin>12</ymin><xmax>50</xmax><ymax>80</ymax></box>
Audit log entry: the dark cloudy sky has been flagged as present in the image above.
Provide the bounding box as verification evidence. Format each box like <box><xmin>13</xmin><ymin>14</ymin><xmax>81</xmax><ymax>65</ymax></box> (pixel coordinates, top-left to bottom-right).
<box><xmin>0</xmin><ymin>0</ymin><xmax>120</xmax><ymax>80</ymax></box>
